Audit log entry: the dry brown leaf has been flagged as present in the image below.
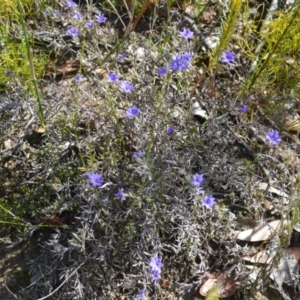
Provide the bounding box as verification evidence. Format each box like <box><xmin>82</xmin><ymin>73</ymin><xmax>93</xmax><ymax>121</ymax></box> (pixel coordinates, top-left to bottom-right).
<box><xmin>270</xmin><ymin>247</ymin><xmax>300</xmax><ymax>288</ymax></box>
<box><xmin>93</xmin><ymin>68</ymin><xmax>108</xmax><ymax>77</ymax></box>
<box><xmin>284</xmin><ymin>114</ymin><xmax>300</xmax><ymax>132</ymax></box>
<box><xmin>45</xmin><ymin>59</ymin><xmax>80</xmax><ymax>78</ymax></box>
<box><xmin>284</xmin><ymin>246</ymin><xmax>300</xmax><ymax>262</ymax></box>
<box><xmin>242</xmin><ymin>247</ymin><xmax>300</xmax><ymax>264</ymax></box>
<box><xmin>242</xmin><ymin>250</ymin><xmax>275</xmax><ymax>264</ymax></box>
<box><xmin>199</xmin><ymin>272</ymin><xmax>240</xmax><ymax>298</ymax></box>
<box><xmin>261</xmin><ymin>199</ymin><xmax>274</xmax><ymax>211</ymax></box>
<box><xmin>79</xmin><ymin>120</ymin><xmax>100</xmax><ymax>131</ymax></box>
<box><xmin>257</xmin><ymin>183</ymin><xmax>289</xmax><ymax>198</ymax></box>
<box><xmin>202</xmin><ymin>10</ymin><xmax>216</xmax><ymax>22</ymax></box>
<box><xmin>184</xmin><ymin>4</ymin><xmax>196</xmax><ymax>18</ymax></box>
<box><xmin>237</xmin><ymin>220</ymin><xmax>290</xmax><ymax>242</ymax></box>
<box><xmin>235</xmin><ymin>216</ymin><xmax>257</xmax><ymax>227</ymax></box>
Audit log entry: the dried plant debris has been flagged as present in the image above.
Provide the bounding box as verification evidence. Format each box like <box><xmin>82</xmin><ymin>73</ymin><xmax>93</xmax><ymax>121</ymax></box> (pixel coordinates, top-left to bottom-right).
<box><xmin>256</xmin><ymin>182</ymin><xmax>289</xmax><ymax>198</ymax></box>
<box><xmin>243</xmin><ymin>249</ymin><xmax>276</xmax><ymax>264</ymax></box>
<box><xmin>237</xmin><ymin>220</ymin><xmax>291</xmax><ymax>242</ymax></box>
<box><xmin>243</xmin><ymin>246</ymin><xmax>300</xmax><ymax>295</ymax></box>
<box><xmin>198</xmin><ymin>272</ymin><xmax>241</xmax><ymax>298</ymax></box>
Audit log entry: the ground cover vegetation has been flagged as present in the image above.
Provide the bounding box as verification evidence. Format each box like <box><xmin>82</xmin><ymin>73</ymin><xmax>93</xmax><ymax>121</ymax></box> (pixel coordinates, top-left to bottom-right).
<box><xmin>1</xmin><ymin>0</ymin><xmax>300</xmax><ymax>299</ymax></box>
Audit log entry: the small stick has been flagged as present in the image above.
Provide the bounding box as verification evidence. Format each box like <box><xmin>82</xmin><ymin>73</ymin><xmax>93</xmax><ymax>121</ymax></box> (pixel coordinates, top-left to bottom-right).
<box><xmin>130</xmin><ymin>0</ymin><xmax>152</xmax><ymax>32</ymax></box>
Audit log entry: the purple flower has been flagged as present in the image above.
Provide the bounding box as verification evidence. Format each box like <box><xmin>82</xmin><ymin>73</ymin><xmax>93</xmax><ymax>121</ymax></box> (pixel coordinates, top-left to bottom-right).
<box><xmin>157</xmin><ymin>66</ymin><xmax>167</xmax><ymax>77</ymax></box>
<box><xmin>118</xmin><ymin>53</ymin><xmax>127</xmax><ymax>60</ymax></box>
<box><xmin>85</xmin><ymin>21</ymin><xmax>94</xmax><ymax>28</ymax></box>
<box><xmin>95</xmin><ymin>13</ymin><xmax>107</xmax><ymax>23</ymax></box>
<box><xmin>119</xmin><ymin>80</ymin><xmax>133</xmax><ymax>93</ymax></box>
<box><xmin>66</xmin><ymin>27</ymin><xmax>79</xmax><ymax>37</ymax></box>
<box><xmin>115</xmin><ymin>188</ymin><xmax>126</xmax><ymax>201</ymax></box>
<box><xmin>53</xmin><ymin>9</ymin><xmax>60</xmax><ymax>17</ymax></box>
<box><xmin>74</xmin><ymin>74</ymin><xmax>83</xmax><ymax>83</ymax></box>
<box><xmin>136</xmin><ymin>289</ymin><xmax>146</xmax><ymax>299</ymax></box>
<box><xmin>126</xmin><ymin>106</ymin><xmax>140</xmax><ymax>118</ymax></box>
<box><xmin>150</xmin><ymin>268</ymin><xmax>161</xmax><ymax>281</ymax></box>
<box><xmin>167</xmin><ymin>127</ymin><xmax>174</xmax><ymax>135</ymax></box>
<box><xmin>72</xmin><ymin>12</ymin><xmax>83</xmax><ymax>19</ymax></box>
<box><xmin>221</xmin><ymin>51</ymin><xmax>236</xmax><ymax>64</ymax></box>
<box><xmin>202</xmin><ymin>195</ymin><xmax>216</xmax><ymax>209</ymax></box>
<box><xmin>196</xmin><ymin>188</ymin><xmax>205</xmax><ymax>195</ymax></box>
<box><xmin>4</xmin><ymin>70</ymin><xmax>11</xmax><ymax>76</ymax></box>
<box><xmin>132</xmin><ymin>149</ymin><xmax>144</xmax><ymax>158</ymax></box>
<box><xmin>182</xmin><ymin>51</ymin><xmax>193</xmax><ymax>61</ymax></box>
<box><xmin>192</xmin><ymin>173</ymin><xmax>205</xmax><ymax>187</ymax></box>
<box><xmin>107</xmin><ymin>72</ymin><xmax>119</xmax><ymax>83</ymax></box>
<box><xmin>150</xmin><ymin>256</ymin><xmax>163</xmax><ymax>269</ymax></box>
<box><xmin>149</xmin><ymin>256</ymin><xmax>163</xmax><ymax>281</ymax></box>
<box><xmin>83</xmin><ymin>173</ymin><xmax>104</xmax><ymax>187</ymax></box>
<box><xmin>266</xmin><ymin>129</ymin><xmax>282</xmax><ymax>145</ymax></box>
<box><xmin>170</xmin><ymin>54</ymin><xmax>182</xmax><ymax>72</ymax></box>
<box><xmin>170</xmin><ymin>52</ymin><xmax>193</xmax><ymax>72</ymax></box>
<box><xmin>66</xmin><ymin>0</ymin><xmax>77</xmax><ymax>8</ymax></box>
<box><xmin>240</xmin><ymin>104</ymin><xmax>248</xmax><ymax>112</ymax></box>
<box><xmin>179</xmin><ymin>28</ymin><xmax>194</xmax><ymax>39</ymax></box>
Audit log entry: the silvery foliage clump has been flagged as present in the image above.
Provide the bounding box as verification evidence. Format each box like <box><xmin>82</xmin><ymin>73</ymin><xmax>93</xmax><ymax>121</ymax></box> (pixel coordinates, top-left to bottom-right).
<box><xmin>19</xmin><ymin>13</ymin><xmax>250</xmax><ymax>300</ymax></box>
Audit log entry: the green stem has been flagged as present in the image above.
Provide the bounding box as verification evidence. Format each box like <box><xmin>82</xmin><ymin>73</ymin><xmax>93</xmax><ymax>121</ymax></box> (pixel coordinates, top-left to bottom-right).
<box><xmin>16</xmin><ymin>0</ymin><xmax>45</xmax><ymax>126</ymax></box>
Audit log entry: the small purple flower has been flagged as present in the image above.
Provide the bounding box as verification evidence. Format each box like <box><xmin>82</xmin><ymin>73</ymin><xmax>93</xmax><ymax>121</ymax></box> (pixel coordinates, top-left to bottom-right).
<box><xmin>149</xmin><ymin>256</ymin><xmax>163</xmax><ymax>281</ymax></box>
<box><xmin>221</xmin><ymin>51</ymin><xmax>236</xmax><ymax>64</ymax></box>
<box><xmin>115</xmin><ymin>188</ymin><xmax>126</xmax><ymax>201</ymax></box>
<box><xmin>202</xmin><ymin>195</ymin><xmax>216</xmax><ymax>209</ymax></box>
<box><xmin>179</xmin><ymin>28</ymin><xmax>194</xmax><ymax>39</ymax></box>
<box><xmin>167</xmin><ymin>127</ymin><xmax>174</xmax><ymax>135</ymax></box>
<box><xmin>157</xmin><ymin>66</ymin><xmax>167</xmax><ymax>77</ymax></box>
<box><xmin>118</xmin><ymin>53</ymin><xmax>127</xmax><ymax>61</ymax></box>
<box><xmin>196</xmin><ymin>188</ymin><xmax>205</xmax><ymax>195</ymax></box>
<box><xmin>4</xmin><ymin>70</ymin><xmax>11</xmax><ymax>76</ymax></box>
<box><xmin>182</xmin><ymin>51</ymin><xmax>193</xmax><ymax>61</ymax></box>
<box><xmin>66</xmin><ymin>0</ymin><xmax>77</xmax><ymax>8</ymax></box>
<box><xmin>74</xmin><ymin>74</ymin><xmax>83</xmax><ymax>83</ymax></box>
<box><xmin>136</xmin><ymin>289</ymin><xmax>146</xmax><ymax>299</ymax></box>
<box><xmin>170</xmin><ymin>54</ymin><xmax>182</xmax><ymax>72</ymax></box>
<box><xmin>170</xmin><ymin>52</ymin><xmax>193</xmax><ymax>72</ymax></box>
<box><xmin>83</xmin><ymin>172</ymin><xmax>104</xmax><ymax>187</ymax></box>
<box><xmin>126</xmin><ymin>106</ymin><xmax>140</xmax><ymax>118</ymax></box>
<box><xmin>53</xmin><ymin>9</ymin><xmax>60</xmax><ymax>17</ymax></box>
<box><xmin>119</xmin><ymin>80</ymin><xmax>133</xmax><ymax>93</ymax></box>
<box><xmin>85</xmin><ymin>21</ymin><xmax>94</xmax><ymax>28</ymax></box>
<box><xmin>150</xmin><ymin>256</ymin><xmax>163</xmax><ymax>269</ymax></box>
<box><xmin>240</xmin><ymin>104</ymin><xmax>248</xmax><ymax>112</ymax></box>
<box><xmin>192</xmin><ymin>173</ymin><xmax>205</xmax><ymax>187</ymax></box>
<box><xmin>95</xmin><ymin>13</ymin><xmax>107</xmax><ymax>23</ymax></box>
<box><xmin>72</xmin><ymin>12</ymin><xmax>83</xmax><ymax>19</ymax></box>
<box><xmin>66</xmin><ymin>27</ymin><xmax>79</xmax><ymax>37</ymax></box>
<box><xmin>150</xmin><ymin>268</ymin><xmax>161</xmax><ymax>281</ymax></box>
<box><xmin>132</xmin><ymin>149</ymin><xmax>144</xmax><ymax>158</ymax></box>
<box><xmin>107</xmin><ymin>72</ymin><xmax>119</xmax><ymax>83</ymax></box>
<box><xmin>266</xmin><ymin>129</ymin><xmax>282</xmax><ymax>145</ymax></box>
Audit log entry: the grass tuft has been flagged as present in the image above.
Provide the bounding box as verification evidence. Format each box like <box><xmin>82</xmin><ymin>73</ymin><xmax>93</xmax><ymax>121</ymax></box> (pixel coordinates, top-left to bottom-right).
<box><xmin>210</xmin><ymin>0</ymin><xmax>242</xmax><ymax>68</ymax></box>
